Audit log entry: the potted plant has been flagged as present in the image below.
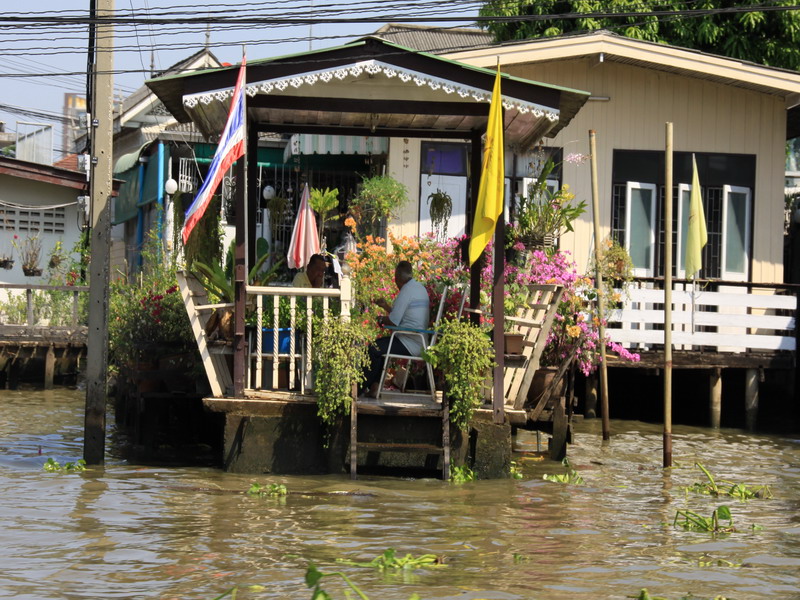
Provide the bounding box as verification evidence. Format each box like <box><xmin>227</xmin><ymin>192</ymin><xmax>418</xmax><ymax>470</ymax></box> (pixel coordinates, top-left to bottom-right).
<box><xmin>349</xmin><ymin>174</ymin><xmax>409</xmax><ymax>239</ymax></box>
<box><xmin>590</xmin><ymin>237</ymin><xmax>634</xmax><ymax>309</ymax></box>
<box><xmin>266</xmin><ymin>195</ymin><xmax>289</xmax><ymax>237</ymax></box>
<box><xmin>15</xmin><ymin>233</ymin><xmax>43</xmax><ymax>276</ymax></box>
<box><xmin>516</xmin><ymin>157</ymin><xmax>586</xmax><ymax>252</ymax></box>
<box><xmin>423</xmin><ymin>318</ymin><xmax>495</xmax><ymax>429</ymax></box>
<box><xmin>309</xmin><ymin>186</ymin><xmax>340</xmax><ymax>246</ymax></box>
<box><xmin>427</xmin><ymin>188</ymin><xmax>452</xmax><ymax>239</ymax></box>
<box><xmin>0</xmin><ymin>250</ymin><xmax>12</xmax><ymax>270</ymax></box>
<box><xmin>48</xmin><ymin>240</ymin><xmax>66</xmax><ymax>270</ymax></box>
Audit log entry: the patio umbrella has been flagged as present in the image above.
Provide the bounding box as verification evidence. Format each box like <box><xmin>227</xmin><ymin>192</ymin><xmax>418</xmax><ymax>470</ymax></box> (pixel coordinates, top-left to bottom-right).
<box><xmin>287</xmin><ymin>183</ymin><xmax>320</xmax><ymax>270</ymax></box>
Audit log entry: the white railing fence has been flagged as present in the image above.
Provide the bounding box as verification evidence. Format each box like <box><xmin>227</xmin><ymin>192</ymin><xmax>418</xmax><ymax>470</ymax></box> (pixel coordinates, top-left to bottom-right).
<box><xmin>607</xmin><ymin>282</ymin><xmax>798</xmax><ymax>353</ymax></box>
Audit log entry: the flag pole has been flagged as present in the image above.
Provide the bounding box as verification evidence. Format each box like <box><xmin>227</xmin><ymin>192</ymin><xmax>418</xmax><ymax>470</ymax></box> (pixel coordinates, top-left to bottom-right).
<box><xmin>663</xmin><ymin>122</ymin><xmax>673</xmax><ymax>468</ymax></box>
<box><xmin>589</xmin><ymin>130</ymin><xmax>610</xmax><ymax>441</ymax></box>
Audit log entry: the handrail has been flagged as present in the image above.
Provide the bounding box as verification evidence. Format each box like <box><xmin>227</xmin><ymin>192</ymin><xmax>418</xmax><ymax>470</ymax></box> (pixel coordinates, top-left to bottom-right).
<box><xmin>0</xmin><ymin>283</ymin><xmax>89</xmax><ymax>328</ymax></box>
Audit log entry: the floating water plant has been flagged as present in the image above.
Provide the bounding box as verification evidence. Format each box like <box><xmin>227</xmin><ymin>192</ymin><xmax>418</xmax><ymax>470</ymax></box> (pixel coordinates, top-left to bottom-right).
<box><xmin>509</xmin><ymin>461</ymin><xmax>524</xmax><ymax>480</ymax></box>
<box><xmin>247</xmin><ymin>482</ymin><xmax>287</xmax><ymax>497</ymax></box>
<box><xmin>337</xmin><ymin>548</ymin><xmax>443</xmax><ymax>572</ymax></box>
<box><xmin>306</xmin><ymin>563</ymin><xmax>423</xmax><ymax>600</ymax></box>
<box><xmin>42</xmin><ymin>458</ymin><xmax>86</xmax><ymax>473</ymax></box>
<box><xmin>449</xmin><ymin>464</ymin><xmax>475</xmax><ymax>483</ymax></box>
<box><xmin>543</xmin><ymin>458</ymin><xmax>584</xmax><ymax>485</ymax></box>
<box><xmin>685</xmin><ymin>463</ymin><xmax>772</xmax><ymax>500</ymax></box>
<box><xmin>632</xmin><ymin>590</ymin><xmax>729</xmax><ymax>600</ymax></box>
<box><xmin>673</xmin><ymin>505</ymin><xmax>736</xmax><ymax>533</ymax></box>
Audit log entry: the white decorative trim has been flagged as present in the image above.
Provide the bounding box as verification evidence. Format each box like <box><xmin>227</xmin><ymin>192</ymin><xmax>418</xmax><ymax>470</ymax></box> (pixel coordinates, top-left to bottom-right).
<box><xmin>183</xmin><ymin>60</ymin><xmax>560</xmax><ymax>122</ymax></box>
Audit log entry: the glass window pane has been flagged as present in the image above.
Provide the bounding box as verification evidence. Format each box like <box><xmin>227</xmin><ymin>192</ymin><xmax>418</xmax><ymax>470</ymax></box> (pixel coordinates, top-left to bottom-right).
<box><xmin>629</xmin><ymin>187</ymin><xmax>654</xmax><ymax>270</ymax></box>
<box><xmin>725</xmin><ymin>191</ymin><xmax>747</xmax><ymax>274</ymax></box>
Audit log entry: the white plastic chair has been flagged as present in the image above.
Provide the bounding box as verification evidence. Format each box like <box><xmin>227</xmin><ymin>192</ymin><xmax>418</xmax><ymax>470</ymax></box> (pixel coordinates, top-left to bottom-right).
<box><xmin>375</xmin><ymin>283</ymin><xmax>467</xmax><ymax>402</ymax></box>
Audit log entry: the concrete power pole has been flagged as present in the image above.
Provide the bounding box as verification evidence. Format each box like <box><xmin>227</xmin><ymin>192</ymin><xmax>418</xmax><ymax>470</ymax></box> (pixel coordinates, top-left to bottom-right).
<box><xmin>84</xmin><ymin>0</ymin><xmax>114</xmax><ymax>465</ymax></box>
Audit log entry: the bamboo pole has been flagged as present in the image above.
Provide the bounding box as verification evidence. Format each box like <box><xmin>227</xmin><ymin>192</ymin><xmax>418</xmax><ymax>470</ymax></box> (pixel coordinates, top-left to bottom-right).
<box><xmin>588</xmin><ymin>131</ymin><xmax>610</xmax><ymax>440</ymax></box>
<box><xmin>663</xmin><ymin>122</ymin><xmax>674</xmax><ymax>468</ymax></box>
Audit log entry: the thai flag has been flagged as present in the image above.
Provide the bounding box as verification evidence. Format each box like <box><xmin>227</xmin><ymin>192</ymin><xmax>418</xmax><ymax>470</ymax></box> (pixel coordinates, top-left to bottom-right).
<box><xmin>181</xmin><ymin>56</ymin><xmax>247</xmax><ymax>245</ymax></box>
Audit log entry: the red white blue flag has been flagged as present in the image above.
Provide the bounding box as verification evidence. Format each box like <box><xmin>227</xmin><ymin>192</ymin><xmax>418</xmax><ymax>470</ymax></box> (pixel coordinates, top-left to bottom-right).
<box><xmin>182</xmin><ymin>56</ymin><xmax>247</xmax><ymax>245</ymax></box>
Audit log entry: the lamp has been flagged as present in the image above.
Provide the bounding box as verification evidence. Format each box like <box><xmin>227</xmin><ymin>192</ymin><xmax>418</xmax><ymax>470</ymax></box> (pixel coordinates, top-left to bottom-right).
<box><xmin>262</xmin><ymin>185</ymin><xmax>275</xmax><ymax>200</ymax></box>
<box><xmin>164</xmin><ymin>178</ymin><xmax>178</xmax><ymax>196</ymax></box>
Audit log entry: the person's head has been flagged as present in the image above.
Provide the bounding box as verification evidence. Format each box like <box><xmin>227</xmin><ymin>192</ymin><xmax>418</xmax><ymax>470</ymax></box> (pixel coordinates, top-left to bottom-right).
<box><xmin>306</xmin><ymin>254</ymin><xmax>327</xmax><ymax>288</ymax></box>
<box><xmin>394</xmin><ymin>260</ymin><xmax>413</xmax><ymax>290</ymax></box>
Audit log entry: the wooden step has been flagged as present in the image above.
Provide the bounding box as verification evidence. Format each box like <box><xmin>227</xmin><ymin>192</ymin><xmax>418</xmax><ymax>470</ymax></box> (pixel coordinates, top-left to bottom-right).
<box><xmin>356</xmin><ymin>442</ymin><xmax>443</xmax><ymax>454</ymax></box>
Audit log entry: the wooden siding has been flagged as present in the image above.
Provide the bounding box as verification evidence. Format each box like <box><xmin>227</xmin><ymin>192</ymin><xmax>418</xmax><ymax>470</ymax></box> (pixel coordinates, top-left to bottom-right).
<box><xmin>504</xmin><ymin>58</ymin><xmax>786</xmax><ymax>282</ymax></box>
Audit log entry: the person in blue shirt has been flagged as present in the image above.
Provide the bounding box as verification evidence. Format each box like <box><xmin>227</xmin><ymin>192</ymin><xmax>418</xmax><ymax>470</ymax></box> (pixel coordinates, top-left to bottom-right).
<box><xmin>361</xmin><ymin>260</ymin><xmax>430</xmax><ymax>398</ymax></box>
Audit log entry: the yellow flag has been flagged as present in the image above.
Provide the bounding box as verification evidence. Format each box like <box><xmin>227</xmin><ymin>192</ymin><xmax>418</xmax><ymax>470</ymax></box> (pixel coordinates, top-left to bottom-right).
<box><xmin>685</xmin><ymin>154</ymin><xmax>707</xmax><ymax>278</ymax></box>
<box><xmin>468</xmin><ymin>65</ymin><xmax>505</xmax><ymax>266</ymax></box>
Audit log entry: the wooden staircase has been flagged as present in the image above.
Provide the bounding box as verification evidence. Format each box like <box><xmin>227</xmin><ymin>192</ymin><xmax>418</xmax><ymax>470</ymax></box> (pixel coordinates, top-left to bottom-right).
<box><xmin>349</xmin><ymin>392</ymin><xmax>450</xmax><ymax>480</ymax></box>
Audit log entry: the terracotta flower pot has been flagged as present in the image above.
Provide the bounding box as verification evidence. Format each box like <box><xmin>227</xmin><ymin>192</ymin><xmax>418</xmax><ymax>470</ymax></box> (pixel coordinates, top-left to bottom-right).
<box><xmin>504</xmin><ymin>332</ymin><xmax>524</xmax><ymax>355</ymax></box>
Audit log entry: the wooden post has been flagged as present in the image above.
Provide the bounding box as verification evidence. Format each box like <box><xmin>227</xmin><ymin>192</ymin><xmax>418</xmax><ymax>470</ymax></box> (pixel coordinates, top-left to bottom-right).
<box><xmin>232</xmin><ymin>137</ymin><xmax>248</xmax><ymax>397</ymax></box>
<box><xmin>492</xmin><ymin>186</ymin><xmax>505</xmax><ymax>425</ymax></box>
<box><xmin>44</xmin><ymin>344</ymin><xmax>55</xmax><ymax>390</ymax></box>
<box><xmin>84</xmin><ymin>0</ymin><xmax>114</xmax><ymax>465</ymax></box>
<box><xmin>350</xmin><ymin>382</ymin><xmax>358</xmax><ymax>480</ymax></box>
<box><xmin>584</xmin><ymin>372</ymin><xmax>598</xmax><ymax>419</ymax></box>
<box><xmin>745</xmin><ymin>368</ymin><xmax>759</xmax><ymax>431</ymax></box>
<box><xmin>709</xmin><ymin>367</ymin><xmax>722</xmax><ymax>429</ymax></box>
<box><xmin>663</xmin><ymin>122</ymin><xmax>674</xmax><ymax>468</ymax></box>
<box><xmin>26</xmin><ymin>289</ymin><xmax>34</xmax><ymax>326</ymax></box>
<box><xmin>588</xmin><ymin>131</ymin><xmax>610</xmax><ymax>439</ymax></box>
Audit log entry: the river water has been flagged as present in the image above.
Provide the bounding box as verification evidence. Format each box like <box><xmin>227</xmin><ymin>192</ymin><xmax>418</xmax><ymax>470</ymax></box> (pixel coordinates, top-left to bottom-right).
<box><xmin>1</xmin><ymin>387</ymin><xmax>799</xmax><ymax>600</ymax></box>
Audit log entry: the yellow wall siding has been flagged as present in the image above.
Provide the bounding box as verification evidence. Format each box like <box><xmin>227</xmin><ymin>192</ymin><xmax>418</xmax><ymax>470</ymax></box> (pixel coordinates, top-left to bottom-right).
<box><xmin>503</xmin><ymin>58</ymin><xmax>786</xmax><ymax>280</ymax></box>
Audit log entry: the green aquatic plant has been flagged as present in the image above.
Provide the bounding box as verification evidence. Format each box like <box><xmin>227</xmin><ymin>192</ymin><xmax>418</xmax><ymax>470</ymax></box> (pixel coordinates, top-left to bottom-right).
<box><xmin>247</xmin><ymin>482</ymin><xmax>287</xmax><ymax>497</ymax></box>
<box><xmin>306</xmin><ymin>563</ymin><xmax>423</xmax><ymax>600</ymax></box>
<box><xmin>42</xmin><ymin>458</ymin><xmax>86</xmax><ymax>473</ymax></box>
<box><xmin>685</xmin><ymin>463</ymin><xmax>772</xmax><ymax>500</ymax></box>
<box><xmin>673</xmin><ymin>505</ymin><xmax>736</xmax><ymax>533</ymax></box>
<box><xmin>509</xmin><ymin>460</ymin><xmax>524</xmax><ymax>480</ymax></box>
<box><xmin>449</xmin><ymin>464</ymin><xmax>475</xmax><ymax>483</ymax></box>
<box><xmin>336</xmin><ymin>548</ymin><xmax>443</xmax><ymax>572</ymax></box>
<box><xmin>543</xmin><ymin>458</ymin><xmax>584</xmax><ymax>485</ymax></box>
<box><xmin>211</xmin><ymin>585</ymin><xmax>265</xmax><ymax>599</ymax></box>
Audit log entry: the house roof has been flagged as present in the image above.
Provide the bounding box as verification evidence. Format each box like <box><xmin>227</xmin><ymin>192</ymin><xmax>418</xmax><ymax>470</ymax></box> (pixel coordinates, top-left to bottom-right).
<box><xmin>146</xmin><ymin>36</ymin><xmax>590</xmax><ymax>149</ymax></box>
<box><xmin>0</xmin><ymin>155</ymin><xmax>91</xmax><ymax>191</ymax></box>
<box><xmin>446</xmin><ymin>30</ymin><xmax>800</xmax><ymax>100</ymax></box>
<box><xmin>370</xmin><ymin>23</ymin><xmax>494</xmax><ymax>54</ymax></box>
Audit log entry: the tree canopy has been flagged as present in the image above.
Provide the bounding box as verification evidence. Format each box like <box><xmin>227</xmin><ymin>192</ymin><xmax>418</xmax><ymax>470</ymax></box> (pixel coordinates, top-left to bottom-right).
<box><xmin>478</xmin><ymin>1</ymin><xmax>800</xmax><ymax>71</ymax></box>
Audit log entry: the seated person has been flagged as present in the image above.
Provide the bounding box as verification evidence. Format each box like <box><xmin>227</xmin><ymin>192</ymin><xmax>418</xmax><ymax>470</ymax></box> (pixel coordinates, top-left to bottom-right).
<box><xmin>361</xmin><ymin>260</ymin><xmax>430</xmax><ymax>398</ymax></box>
<box><xmin>292</xmin><ymin>254</ymin><xmax>326</xmax><ymax>288</ymax></box>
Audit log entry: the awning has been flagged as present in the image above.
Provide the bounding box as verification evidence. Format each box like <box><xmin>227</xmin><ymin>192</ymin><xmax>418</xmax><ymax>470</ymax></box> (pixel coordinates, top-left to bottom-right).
<box><xmin>112</xmin><ymin>142</ymin><xmax>170</xmax><ymax>224</ymax></box>
<box><xmin>282</xmin><ymin>134</ymin><xmax>389</xmax><ymax>163</ymax></box>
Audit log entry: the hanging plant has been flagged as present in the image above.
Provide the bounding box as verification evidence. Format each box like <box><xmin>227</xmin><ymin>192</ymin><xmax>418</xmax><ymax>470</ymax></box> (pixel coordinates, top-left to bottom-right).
<box><xmin>350</xmin><ymin>174</ymin><xmax>408</xmax><ymax>238</ymax></box>
<box><xmin>427</xmin><ymin>189</ymin><xmax>452</xmax><ymax>239</ymax></box>
<box><xmin>266</xmin><ymin>195</ymin><xmax>289</xmax><ymax>235</ymax></box>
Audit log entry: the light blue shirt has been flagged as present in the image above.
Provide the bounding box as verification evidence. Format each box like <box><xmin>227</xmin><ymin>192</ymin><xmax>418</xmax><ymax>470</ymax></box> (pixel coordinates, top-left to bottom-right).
<box><xmin>388</xmin><ymin>278</ymin><xmax>430</xmax><ymax>356</ymax></box>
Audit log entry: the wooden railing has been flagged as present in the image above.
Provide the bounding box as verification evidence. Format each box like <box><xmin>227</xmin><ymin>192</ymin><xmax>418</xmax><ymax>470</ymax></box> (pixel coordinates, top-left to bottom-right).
<box><xmin>246</xmin><ymin>276</ymin><xmax>352</xmax><ymax>394</ymax></box>
<box><xmin>607</xmin><ymin>279</ymin><xmax>798</xmax><ymax>355</ymax></box>
<box><xmin>0</xmin><ymin>283</ymin><xmax>89</xmax><ymax>342</ymax></box>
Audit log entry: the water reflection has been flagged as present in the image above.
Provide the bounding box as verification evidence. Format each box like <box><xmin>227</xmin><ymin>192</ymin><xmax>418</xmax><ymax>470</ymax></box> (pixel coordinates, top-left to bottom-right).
<box><xmin>0</xmin><ymin>388</ymin><xmax>798</xmax><ymax>599</ymax></box>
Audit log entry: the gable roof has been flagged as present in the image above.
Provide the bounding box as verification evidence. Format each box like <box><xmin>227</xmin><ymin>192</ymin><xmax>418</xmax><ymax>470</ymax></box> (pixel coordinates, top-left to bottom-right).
<box><xmin>370</xmin><ymin>23</ymin><xmax>494</xmax><ymax>54</ymax></box>
<box><xmin>447</xmin><ymin>30</ymin><xmax>800</xmax><ymax>99</ymax></box>
<box><xmin>146</xmin><ymin>36</ymin><xmax>590</xmax><ymax>149</ymax></box>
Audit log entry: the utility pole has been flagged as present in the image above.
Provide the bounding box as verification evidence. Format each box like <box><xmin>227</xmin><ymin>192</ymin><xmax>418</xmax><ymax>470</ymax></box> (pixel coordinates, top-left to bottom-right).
<box><xmin>84</xmin><ymin>0</ymin><xmax>114</xmax><ymax>465</ymax></box>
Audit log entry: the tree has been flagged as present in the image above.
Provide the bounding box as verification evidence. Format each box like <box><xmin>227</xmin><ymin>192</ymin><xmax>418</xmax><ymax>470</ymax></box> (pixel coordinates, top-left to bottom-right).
<box><xmin>479</xmin><ymin>0</ymin><xmax>800</xmax><ymax>71</ymax></box>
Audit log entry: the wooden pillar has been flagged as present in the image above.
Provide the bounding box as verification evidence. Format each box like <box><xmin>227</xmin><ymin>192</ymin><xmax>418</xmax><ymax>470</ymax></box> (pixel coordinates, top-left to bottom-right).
<box><xmin>468</xmin><ymin>133</ymin><xmax>482</xmax><ymax>322</ymax></box>
<box><xmin>44</xmin><ymin>345</ymin><xmax>55</xmax><ymax>390</ymax></box>
<box><xmin>584</xmin><ymin>372</ymin><xmax>598</xmax><ymax>419</ymax></box>
<box><xmin>709</xmin><ymin>367</ymin><xmax>721</xmax><ymax>428</ymax></box>
<box><xmin>232</xmin><ymin>131</ymin><xmax>248</xmax><ymax>397</ymax></box>
<box><xmin>745</xmin><ymin>368</ymin><xmax>759</xmax><ymax>431</ymax></box>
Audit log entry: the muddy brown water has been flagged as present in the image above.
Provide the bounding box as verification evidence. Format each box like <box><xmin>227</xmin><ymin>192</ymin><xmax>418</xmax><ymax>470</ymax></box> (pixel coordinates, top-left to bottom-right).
<box><xmin>1</xmin><ymin>387</ymin><xmax>799</xmax><ymax>600</ymax></box>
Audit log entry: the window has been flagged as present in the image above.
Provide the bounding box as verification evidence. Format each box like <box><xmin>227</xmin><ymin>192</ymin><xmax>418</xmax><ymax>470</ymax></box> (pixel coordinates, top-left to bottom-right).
<box><xmin>624</xmin><ymin>182</ymin><xmax>657</xmax><ymax>276</ymax></box>
<box><xmin>0</xmin><ymin>207</ymin><xmax>66</xmax><ymax>234</ymax></box>
<box><xmin>722</xmin><ymin>185</ymin><xmax>751</xmax><ymax>281</ymax></box>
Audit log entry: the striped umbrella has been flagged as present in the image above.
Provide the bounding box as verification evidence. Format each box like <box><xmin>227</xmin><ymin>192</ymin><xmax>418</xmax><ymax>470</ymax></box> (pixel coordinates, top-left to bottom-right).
<box><xmin>287</xmin><ymin>183</ymin><xmax>320</xmax><ymax>270</ymax></box>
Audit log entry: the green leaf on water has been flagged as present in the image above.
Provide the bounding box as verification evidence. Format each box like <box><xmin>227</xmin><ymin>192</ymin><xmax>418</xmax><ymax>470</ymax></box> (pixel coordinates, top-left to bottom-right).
<box><xmin>306</xmin><ymin>564</ymin><xmax>324</xmax><ymax>587</ymax></box>
<box><xmin>716</xmin><ymin>505</ymin><xmax>731</xmax><ymax>520</ymax></box>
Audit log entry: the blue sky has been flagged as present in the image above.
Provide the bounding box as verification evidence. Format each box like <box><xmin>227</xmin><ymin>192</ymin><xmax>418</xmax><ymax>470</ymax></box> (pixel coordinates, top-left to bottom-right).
<box><xmin>0</xmin><ymin>0</ymin><xmax>479</xmax><ymax>158</ymax></box>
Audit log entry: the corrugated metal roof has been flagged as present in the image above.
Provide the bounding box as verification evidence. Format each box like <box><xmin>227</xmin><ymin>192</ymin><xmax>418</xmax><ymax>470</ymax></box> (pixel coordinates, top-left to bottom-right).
<box><xmin>370</xmin><ymin>23</ymin><xmax>494</xmax><ymax>54</ymax></box>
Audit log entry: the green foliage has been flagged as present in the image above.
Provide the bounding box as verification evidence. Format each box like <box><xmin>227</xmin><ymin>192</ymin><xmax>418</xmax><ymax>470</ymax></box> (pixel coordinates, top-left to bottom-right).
<box><xmin>543</xmin><ymin>458</ymin><xmax>585</xmax><ymax>484</ymax></box>
<box><xmin>427</xmin><ymin>189</ymin><xmax>452</xmax><ymax>239</ymax></box>
<box><xmin>306</xmin><ymin>564</ymin><xmax>370</xmax><ymax>600</ymax></box>
<box><xmin>685</xmin><ymin>462</ymin><xmax>773</xmax><ymax>500</ymax></box>
<box><xmin>247</xmin><ymin>482</ymin><xmax>287</xmax><ymax>497</ymax></box>
<box><xmin>43</xmin><ymin>458</ymin><xmax>86</xmax><ymax>473</ymax></box>
<box><xmin>313</xmin><ymin>316</ymin><xmax>372</xmax><ymax>427</ymax></box>
<box><xmin>673</xmin><ymin>505</ymin><xmax>737</xmax><ymax>533</ymax></box>
<box><xmin>349</xmin><ymin>174</ymin><xmax>409</xmax><ymax>238</ymax></box>
<box><xmin>336</xmin><ymin>548</ymin><xmax>443</xmax><ymax>571</ymax></box>
<box><xmin>108</xmin><ymin>230</ymin><xmax>196</xmax><ymax>367</ymax></box>
<box><xmin>478</xmin><ymin>0</ymin><xmax>800</xmax><ymax>71</ymax></box>
<box><xmin>449</xmin><ymin>464</ymin><xmax>475</xmax><ymax>483</ymax></box>
<box><xmin>423</xmin><ymin>318</ymin><xmax>495</xmax><ymax>430</ymax></box>
<box><xmin>509</xmin><ymin>460</ymin><xmax>524</xmax><ymax>480</ymax></box>
<box><xmin>173</xmin><ymin>191</ymin><xmax>223</xmax><ymax>270</ymax></box>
